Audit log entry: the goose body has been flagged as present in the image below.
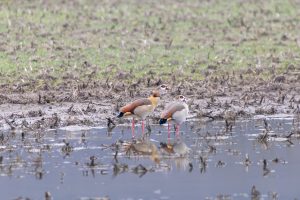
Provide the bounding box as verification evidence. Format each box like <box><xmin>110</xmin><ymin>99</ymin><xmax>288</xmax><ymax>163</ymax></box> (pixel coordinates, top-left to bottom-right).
<box><xmin>118</xmin><ymin>94</ymin><xmax>159</xmax><ymax>120</ymax></box>
<box><xmin>160</xmin><ymin>102</ymin><xmax>189</xmax><ymax>125</ymax></box>
<box><xmin>117</xmin><ymin>90</ymin><xmax>162</xmax><ymax>137</ymax></box>
<box><xmin>159</xmin><ymin>95</ymin><xmax>189</xmax><ymax>137</ymax></box>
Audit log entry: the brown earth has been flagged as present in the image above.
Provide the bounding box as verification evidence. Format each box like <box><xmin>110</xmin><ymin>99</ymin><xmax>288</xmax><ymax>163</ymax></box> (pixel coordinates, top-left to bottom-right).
<box><xmin>1</xmin><ymin>66</ymin><xmax>299</xmax><ymax>132</ymax></box>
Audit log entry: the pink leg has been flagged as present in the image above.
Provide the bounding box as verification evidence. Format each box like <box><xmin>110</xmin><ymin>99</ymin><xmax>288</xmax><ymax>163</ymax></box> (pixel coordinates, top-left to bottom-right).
<box><xmin>176</xmin><ymin>124</ymin><xmax>180</xmax><ymax>139</ymax></box>
<box><xmin>167</xmin><ymin>122</ymin><xmax>171</xmax><ymax>139</ymax></box>
<box><xmin>142</xmin><ymin>120</ymin><xmax>145</xmax><ymax>135</ymax></box>
<box><xmin>131</xmin><ymin>119</ymin><xmax>135</xmax><ymax>138</ymax></box>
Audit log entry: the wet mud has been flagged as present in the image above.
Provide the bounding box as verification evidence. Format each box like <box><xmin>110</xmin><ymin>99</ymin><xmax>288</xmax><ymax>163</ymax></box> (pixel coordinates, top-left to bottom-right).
<box><xmin>1</xmin><ymin>67</ymin><xmax>300</xmax><ymax>131</ymax></box>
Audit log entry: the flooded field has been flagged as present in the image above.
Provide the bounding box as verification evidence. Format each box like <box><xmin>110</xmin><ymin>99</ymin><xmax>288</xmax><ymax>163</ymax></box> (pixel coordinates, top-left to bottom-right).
<box><xmin>1</xmin><ymin>115</ymin><xmax>300</xmax><ymax>200</ymax></box>
<box><xmin>1</xmin><ymin>0</ymin><xmax>300</xmax><ymax>199</ymax></box>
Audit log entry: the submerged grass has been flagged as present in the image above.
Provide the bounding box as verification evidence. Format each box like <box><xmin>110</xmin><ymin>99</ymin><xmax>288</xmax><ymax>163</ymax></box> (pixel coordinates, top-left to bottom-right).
<box><xmin>0</xmin><ymin>0</ymin><xmax>299</xmax><ymax>86</ymax></box>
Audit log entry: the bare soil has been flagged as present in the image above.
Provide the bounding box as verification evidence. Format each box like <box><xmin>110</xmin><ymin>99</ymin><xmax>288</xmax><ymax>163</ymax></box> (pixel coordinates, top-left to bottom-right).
<box><xmin>1</xmin><ymin>67</ymin><xmax>299</xmax><ymax>131</ymax></box>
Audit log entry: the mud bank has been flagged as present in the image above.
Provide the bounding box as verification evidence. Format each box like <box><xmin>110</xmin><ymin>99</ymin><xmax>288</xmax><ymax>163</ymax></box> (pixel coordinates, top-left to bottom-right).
<box><xmin>1</xmin><ymin>68</ymin><xmax>300</xmax><ymax>131</ymax></box>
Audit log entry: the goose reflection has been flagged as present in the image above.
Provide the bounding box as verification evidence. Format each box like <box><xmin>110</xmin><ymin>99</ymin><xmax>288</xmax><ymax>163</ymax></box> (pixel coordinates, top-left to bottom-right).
<box><xmin>159</xmin><ymin>139</ymin><xmax>192</xmax><ymax>171</ymax></box>
<box><xmin>124</xmin><ymin>138</ymin><xmax>160</xmax><ymax>164</ymax></box>
<box><xmin>159</xmin><ymin>139</ymin><xmax>191</xmax><ymax>157</ymax></box>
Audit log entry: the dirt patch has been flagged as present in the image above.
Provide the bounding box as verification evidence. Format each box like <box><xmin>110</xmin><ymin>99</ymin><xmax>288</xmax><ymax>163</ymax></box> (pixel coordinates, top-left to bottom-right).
<box><xmin>1</xmin><ymin>67</ymin><xmax>299</xmax><ymax>131</ymax></box>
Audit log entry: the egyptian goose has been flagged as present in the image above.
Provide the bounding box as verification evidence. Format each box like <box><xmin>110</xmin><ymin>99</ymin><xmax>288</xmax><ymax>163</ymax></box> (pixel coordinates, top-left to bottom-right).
<box><xmin>117</xmin><ymin>85</ymin><xmax>168</xmax><ymax>137</ymax></box>
<box><xmin>159</xmin><ymin>95</ymin><xmax>189</xmax><ymax>138</ymax></box>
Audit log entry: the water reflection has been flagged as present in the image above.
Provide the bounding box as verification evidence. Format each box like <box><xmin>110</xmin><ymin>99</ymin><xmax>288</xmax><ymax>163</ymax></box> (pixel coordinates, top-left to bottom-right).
<box><xmin>159</xmin><ymin>139</ymin><xmax>192</xmax><ymax>171</ymax></box>
<box><xmin>159</xmin><ymin>139</ymin><xmax>191</xmax><ymax>156</ymax></box>
<box><xmin>32</xmin><ymin>153</ymin><xmax>44</xmax><ymax>180</ymax></box>
<box><xmin>0</xmin><ymin>117</ymin><xmax>299</xmax><ymax>199</ymax></box>
<box><xmin>124</xmin><ymin>138</ymin><xmax>160</xmax><ymax>164</ymax></box>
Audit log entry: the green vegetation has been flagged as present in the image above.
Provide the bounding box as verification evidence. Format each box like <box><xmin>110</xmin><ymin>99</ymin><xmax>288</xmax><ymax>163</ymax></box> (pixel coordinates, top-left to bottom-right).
<box><xmin>0</xmin><ymin>0</ymin><xmax>299</xmax><ymax>86</ymax></box>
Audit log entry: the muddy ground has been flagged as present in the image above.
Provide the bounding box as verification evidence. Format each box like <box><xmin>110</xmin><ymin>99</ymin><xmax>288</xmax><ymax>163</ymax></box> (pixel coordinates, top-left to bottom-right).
<box><xmin>1</xmin><ymin>67</ymin><xmax>299</xmax><ymax>131</ymax></box>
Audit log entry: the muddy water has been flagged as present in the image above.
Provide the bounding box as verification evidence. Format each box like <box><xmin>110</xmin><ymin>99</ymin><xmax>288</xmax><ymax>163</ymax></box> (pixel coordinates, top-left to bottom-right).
<box><xmin>0</xmin><ymin>116</ymin><xmax>300</xmax><ymax>200</ymax></box>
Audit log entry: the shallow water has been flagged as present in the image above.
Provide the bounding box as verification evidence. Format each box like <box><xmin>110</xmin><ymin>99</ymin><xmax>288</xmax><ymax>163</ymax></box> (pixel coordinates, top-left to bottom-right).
<box><xmin>1</xmin><ymin>116</ymin><xmax>300</xmax><ymax>200</ymax></box>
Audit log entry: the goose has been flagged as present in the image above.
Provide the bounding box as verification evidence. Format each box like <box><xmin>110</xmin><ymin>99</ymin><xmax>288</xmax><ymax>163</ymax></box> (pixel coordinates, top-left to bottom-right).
<box><xmin>117</xmin><ymin>85</ymin><xmax>168</xmax><ymax>137</ymax></box>
<box><xmin>159</xmin><ymin>95</ymin><xmax>189</xmax><ymax>138</ymax></box>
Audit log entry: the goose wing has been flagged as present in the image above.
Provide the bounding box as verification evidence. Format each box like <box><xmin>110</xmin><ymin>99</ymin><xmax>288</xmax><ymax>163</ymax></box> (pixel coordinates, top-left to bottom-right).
<box><xmin>120</xmin><ymin>98</ymin><xmax>152</xmax><ymax>114</ymax></box>
<box><xmin>161</xmin><ymin>102</ymin><xmax>185</xmax><ymax>119</ymax></box>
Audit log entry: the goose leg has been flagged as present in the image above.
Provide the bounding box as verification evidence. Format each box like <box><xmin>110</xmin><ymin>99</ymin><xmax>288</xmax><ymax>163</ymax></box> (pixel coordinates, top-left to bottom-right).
<box><xmin>168</xmin><ymin>121</ymin><xmax>171</xmax><ymax>139</ymax></box>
